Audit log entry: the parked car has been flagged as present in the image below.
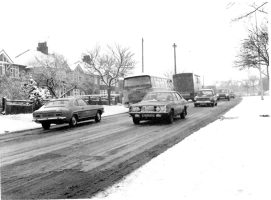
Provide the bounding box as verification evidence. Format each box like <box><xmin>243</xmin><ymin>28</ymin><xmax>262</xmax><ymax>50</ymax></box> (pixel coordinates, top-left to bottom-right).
<box><xmin>194</xmin><ymin>89</ymin><xmax>217</xmax><ymax>107</ymax></box>
<box><xmin>33</xmin><ymin>97</ymin><xmax>104</xmax><ymax>130</ymax></box>
<box><xmin>129</xmin><ymin>91</ymin><xmax>188</xmax><ymax>124</ymax></box>
<box><xmin>217</xmin><ymin>89</ymin><xmax>230</xmax><ymax>101</ymax></box>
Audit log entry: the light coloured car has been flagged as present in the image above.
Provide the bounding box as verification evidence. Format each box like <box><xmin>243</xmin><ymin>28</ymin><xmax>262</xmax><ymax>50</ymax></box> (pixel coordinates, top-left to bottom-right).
<box><xmin>129</xmin><ymin>91</ymin><xmax>188</xmax><ymax>124</ymax></box>
<box><xmin>33</xmin><ymin>97</ymin><xmax>104</xmax><ymax>130</ymax></box>
<box><xmin>194</xmin><ymin>89</ymin><xmax>218</xmax><ymax>107</ymax></box>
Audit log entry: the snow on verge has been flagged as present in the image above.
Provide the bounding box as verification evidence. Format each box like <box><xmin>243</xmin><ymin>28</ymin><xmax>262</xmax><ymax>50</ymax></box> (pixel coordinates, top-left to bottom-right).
<box><xmin>0</xmin><ymin>105</ymin><xmax>128</xmax><ymax>134</ymax></box>
<box><xmin>92</xmin><ymin>96</ymin><xmax>271</xmax><ymax>200</ymax></box>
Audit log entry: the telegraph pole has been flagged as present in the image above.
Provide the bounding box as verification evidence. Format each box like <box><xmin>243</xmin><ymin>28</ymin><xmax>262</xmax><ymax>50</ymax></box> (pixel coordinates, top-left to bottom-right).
<box><xmin>173</xmin><ymin>43</ymin><xmax>177</xmax><ymax>74</ymax></box>
<box><xmin>142</xmin><ymin>38</ymin><xmax>144</xmax><ymax>73</ymax></box>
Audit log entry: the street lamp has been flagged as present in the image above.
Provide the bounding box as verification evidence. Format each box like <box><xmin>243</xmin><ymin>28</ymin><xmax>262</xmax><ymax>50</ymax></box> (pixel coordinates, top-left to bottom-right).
<box><xmin>173</xmin><ymin>43</ymin><xmax>177</xmax><ymax>75</ymax></box>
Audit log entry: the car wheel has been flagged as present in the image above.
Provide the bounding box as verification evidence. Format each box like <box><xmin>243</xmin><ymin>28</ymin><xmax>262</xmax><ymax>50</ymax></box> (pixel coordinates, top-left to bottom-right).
<box><xmin>133</xmin><ymin>117</ymin><xmax>140</xmax><ymax>125</ymax></box>
<box><xmin>215</xmin><ymin>102</ymin><xmax>218</xmax><ymax>106</ymax></box>
<box><xmin>166</xmin><ymin>111</ymin><xmax>174</xmax><ymax>124</ymax></box>
<box><xmin>69</xmin><ymin>115</ymin><xmax>78</xmax><ymax>127</ymax></box>
<box><xmin>194</xmin><ymin>104</ymin><xmax>198</xmax><ymax>107</ymax></box>
<box><xmin>42</xmin><ymin>122</ymin><xmax>50</xmax><ymax>130</ymax></box>
<box><xmin>211</xmin><ymin>102</ymin><xmax>214</xmax><ymax>107</ymax></box>
<box><xmin>95</xmin><ymin>112</ymin><xmax>101</xmax><ymax>123</ymax></box>
<box><xmin>180</xmin><ymin>109</ymin><xmax>186</xmax><ymax>119</ymax></box>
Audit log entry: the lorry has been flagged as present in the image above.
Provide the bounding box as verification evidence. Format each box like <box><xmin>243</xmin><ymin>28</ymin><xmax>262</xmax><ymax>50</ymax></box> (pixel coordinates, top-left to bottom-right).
<box><xmin>173</xmin><ymin>73</ymin><xmax>202</xmax><ymax>101</ymax></box>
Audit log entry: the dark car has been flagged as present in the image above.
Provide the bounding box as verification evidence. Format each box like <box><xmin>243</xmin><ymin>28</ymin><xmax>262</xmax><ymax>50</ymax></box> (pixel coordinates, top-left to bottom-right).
<box><xmin>129</xmin><ymin>91</ymin><xmax>188</xmax><ymax>124</ymax></box>
<box><xmin>194</xmin><ymin>89</ymin><xmax>218</xmax><ymax>107</ymax></box>
<box><xmin>33</xmin><ymin>97</ymin><xmax>104</xmax><ymax>130</ymax></box>
<box><xmin>217</xmin><ymin>89</ymin><xmax>230</xmax><ymax>101</ymax></box>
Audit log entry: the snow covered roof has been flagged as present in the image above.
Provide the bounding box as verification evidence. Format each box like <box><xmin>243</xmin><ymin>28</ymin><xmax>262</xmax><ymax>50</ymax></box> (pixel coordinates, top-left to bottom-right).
<box><xmin>70</xmin><ymin>61</ymin><xmax>91</xmax><ymax>74</ymax></box>
<box><xmin>14</xmin><ymin>49</ymin><xmax>49</xmax><ymax>67</ymax></box>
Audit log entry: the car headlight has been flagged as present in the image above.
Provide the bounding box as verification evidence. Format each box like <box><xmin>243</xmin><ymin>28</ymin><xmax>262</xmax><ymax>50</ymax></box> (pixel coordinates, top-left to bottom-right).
<box><xmin>155</xmin><ymin>105</ymin><xmax>167</xmax><ymax>112</ymax></box>
<box><xmin>130</xmin><ymin>106</ymin><xmax>141</xmax><ymax>112</ymax></box>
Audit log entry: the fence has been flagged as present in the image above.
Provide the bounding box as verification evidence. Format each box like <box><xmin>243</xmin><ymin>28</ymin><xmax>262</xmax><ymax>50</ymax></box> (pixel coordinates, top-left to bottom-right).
<box><xmin>1</xmin><ymin>97</ymin><xmax>34</xmax><ymax>115</ymax></box>
<box><xmin>80</xmin><ymin>94</ymin><xmax>121</xmax><ymax>105</ymax></box>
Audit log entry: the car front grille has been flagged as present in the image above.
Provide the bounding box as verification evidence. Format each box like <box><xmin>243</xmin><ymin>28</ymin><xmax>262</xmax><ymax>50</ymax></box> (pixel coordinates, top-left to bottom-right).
<box><xmin>197</xmin><ymin>98</ymin><xmax>210</xmax><ymax>101</ymax></box>
<box><xmin>141</xmin><ymin>106</ymin><xmax>155</xmax><ymax>112</ymax></box>
<box><xmin>41</xmin><ymin>113</ymin><xmax>55</xmax><ymax>118</ymax></box>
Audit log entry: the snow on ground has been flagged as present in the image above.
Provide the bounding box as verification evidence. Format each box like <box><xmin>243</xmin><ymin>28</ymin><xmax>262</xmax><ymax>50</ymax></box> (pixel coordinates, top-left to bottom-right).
<box><xmin>92</xmin><ymin>96</ymin><xmax>271</xmax><ymax>200</ymax></box>
<box><xmin>0</xmin><ymin>105</ymin><xmax>128</xmax><ymax>134</ymax></box>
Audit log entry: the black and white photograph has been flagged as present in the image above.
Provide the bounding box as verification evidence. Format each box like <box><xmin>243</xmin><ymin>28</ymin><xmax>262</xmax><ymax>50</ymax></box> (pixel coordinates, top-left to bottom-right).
<box><xmin>0</xmin><ymin>0</ymin><xmax>270</xmax><ymax>199</ymax></box>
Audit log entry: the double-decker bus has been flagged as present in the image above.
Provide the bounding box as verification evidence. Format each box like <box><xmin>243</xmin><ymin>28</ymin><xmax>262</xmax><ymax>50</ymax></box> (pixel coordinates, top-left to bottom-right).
<box><xmin>123</xmin><ymin>74</ymin><xmax>173</xmax><ymax>106</ymax></box>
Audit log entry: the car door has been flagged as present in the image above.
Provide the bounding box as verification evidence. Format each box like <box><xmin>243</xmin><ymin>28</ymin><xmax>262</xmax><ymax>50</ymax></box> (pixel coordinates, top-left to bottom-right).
<box><xmin>172</xmin><ymin>92</ymin><xmax>181</xmax><ymax>114</ymax></box>
<box><xmin>73</xmin><ymin>99</ymin><xmax>84</xmax><ymax>120</ymax></box>
<box><xmin>77</xmin><ymin>98</ymin><xmax>91</xmax><ymax>119</ymax></box>
<box><xmin>175</xmin><ymin>92</ymin><xmax>186</xmax><ymax>114</ymax></box>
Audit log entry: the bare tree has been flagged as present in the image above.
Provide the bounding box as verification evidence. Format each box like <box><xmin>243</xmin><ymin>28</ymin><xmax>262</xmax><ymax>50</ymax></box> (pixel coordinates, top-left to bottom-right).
<box><xmin>29</xmin><ymin>53</ymin><xmax>71</xmax><ymax>98</ymax></box>
<box><xmin>163</xmin><ymin>71</ymin><xmax>174</xmax><ymax>81</ymax></box>
<box><xmin>231</xmin><ymin>2</ymin><xmax>268</xmax><ymax>22</ymax></box>
<box><xmin>234</xmin><ymin>24</ymin><xmax>269</xmax><ymax>80</ymax></box>
<box><xmin>82</xmin><ymin>45</ymin><xmax>136</xmax><ymax>105</ymax></box>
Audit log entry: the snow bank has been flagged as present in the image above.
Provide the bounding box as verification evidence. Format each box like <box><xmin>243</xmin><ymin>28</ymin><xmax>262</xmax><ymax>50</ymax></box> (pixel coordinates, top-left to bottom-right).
<box><xmin>0</xmin><ymin>105</ymin><xmax>128</xmax><ymax>134</ymax></box>
<box><xmin>93</xmin><ymin>96</ymin><xmax>271</xmax><ymax>200</ymax></box>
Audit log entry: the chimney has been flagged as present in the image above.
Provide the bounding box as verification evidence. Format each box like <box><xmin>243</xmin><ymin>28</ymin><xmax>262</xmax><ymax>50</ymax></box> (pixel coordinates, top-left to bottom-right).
<box><xmin>82</xmin><ymin>55</ymin><xmax>91</xmax><ymax>63</ymax></box>
<box><xmin>37</xmin><ymin>42</ymin><xmax>48</xmax><ymax>55</ymax></box>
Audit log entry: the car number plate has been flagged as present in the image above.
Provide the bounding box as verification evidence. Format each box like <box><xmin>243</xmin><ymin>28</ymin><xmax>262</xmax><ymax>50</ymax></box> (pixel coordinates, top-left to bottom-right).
<box><xmin>143</xmin><ymin>114</ymin><xmax>155</xmax><ymax>117</ymax></box>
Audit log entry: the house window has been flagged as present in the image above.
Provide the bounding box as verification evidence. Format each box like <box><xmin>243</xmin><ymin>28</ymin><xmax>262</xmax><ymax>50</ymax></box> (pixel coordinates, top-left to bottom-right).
<box><xmin>100</xmin><ymin>90</ymin><xmax>107</xmax><ymax>95</ymax></box>
<box><xmin>10</xmin><ymin>66</ymin><xmax>19</xmax><ymax>78</ymax></box>
<box><xmin>0</xmin><ymin>63</ymin><xmax>5</xmax><ymax>76</ymax></box>
<box><xmin>73</xmin><ymin>89</ymin><xmax>80</xmax><ymax>96</ymax></box>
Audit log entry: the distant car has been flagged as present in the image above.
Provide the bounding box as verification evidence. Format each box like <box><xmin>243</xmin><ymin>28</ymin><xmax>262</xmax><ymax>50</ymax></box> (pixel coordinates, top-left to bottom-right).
<box><xmin>217</xmin><ymin>89</ymin><xmax>230</xmax><ymax>101</ymax></box>
<box><xmin>194</xmin><ymin>89</ymin><xmax>218</xmax><ymax>107</ymax></box>
<box><xmin>229</xmin><ymin>91</ymin><xmax>235</xmax><ymax>98</ymax></box>
<box><xmin>129</xmin><ymin>91</ymin><xmax>188</xmax><ymax>124</ymax></box>
<box><xmin>33</xmin><ymin>97</ymin><xmax>104</xmax><ymax>130</ymax></box>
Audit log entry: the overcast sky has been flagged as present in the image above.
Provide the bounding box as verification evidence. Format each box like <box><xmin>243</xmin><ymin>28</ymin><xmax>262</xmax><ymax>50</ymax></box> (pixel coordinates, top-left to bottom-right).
<box><xmin>0</xmin><ymin>0</ymin><xmax>266</xmax><ymax>85</ymax></box>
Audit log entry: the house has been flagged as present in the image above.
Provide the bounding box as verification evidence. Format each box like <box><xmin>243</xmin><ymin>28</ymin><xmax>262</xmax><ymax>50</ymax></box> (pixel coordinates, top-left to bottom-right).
<box><xmin>13</xmin><ymin>42</ymin><xmax>70</xmax><ymax>97</ymax></box>
<box><xmin>68</xmin><ymin>61</ymin><xmax>100</xmax><ymax>96</ymax></box>
<box><xmin>0</xmin><ymin>49</ymin><xmax>30</xmax><ymax>79</ymax></box>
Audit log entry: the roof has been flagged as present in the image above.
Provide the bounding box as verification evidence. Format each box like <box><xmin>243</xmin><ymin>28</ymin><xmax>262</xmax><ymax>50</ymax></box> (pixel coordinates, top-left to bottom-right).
<box><xmin>14</xmin><ymin>49</ymin><xmax>49</xmax><ymax>67</ymax></box>
<box><xmin>70</xmin><ymin>61</ymin><xmax>91</xmax><ymax>74</ymax></box>
<box><xmin>0</xmin><ymin>49</ymin><xmax>14</xmax><ymax>63</ymax></box>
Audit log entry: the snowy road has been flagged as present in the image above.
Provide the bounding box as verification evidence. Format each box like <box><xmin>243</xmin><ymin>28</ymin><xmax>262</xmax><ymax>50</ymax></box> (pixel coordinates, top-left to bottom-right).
<box><xmin>0</xmin><ymin>99</ymin><xmax>241</xmax><ymax>199</ymax></box>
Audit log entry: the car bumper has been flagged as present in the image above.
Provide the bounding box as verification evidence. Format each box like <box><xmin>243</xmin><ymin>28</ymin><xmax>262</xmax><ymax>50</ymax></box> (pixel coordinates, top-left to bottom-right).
<box><xmin>218</xmin><ymin>95</ymin><xmax>228</xmax><ymax>98</ymax></box>
<box><xmin>33</xmin><ymin>116</ymin><xmax>68</xmax><ymax>124</ymax></box>
<box><xmin>194</xmin><ymin>100</ymin><xmax>212</xmax><ymax>105</ymax></box>
<box><xmin>129</xmin><ymin>112</ymin><xmax>170</xmax><ymax>120</ymax></box>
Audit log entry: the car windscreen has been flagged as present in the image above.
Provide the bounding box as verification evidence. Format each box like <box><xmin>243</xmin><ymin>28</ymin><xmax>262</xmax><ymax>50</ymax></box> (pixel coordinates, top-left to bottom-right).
<box><xmin>198</xmin><ymin>90</ymin><xmax>213</xmax><ymax>96</ymax></box>
<box><xmin>217</xmin><ymin>89</ymin><xmax>227</xmax><ymax>93</ymax></box>
<box><xmin>143</xmin><ymin>92</ymin><xmax>172</xmax><ymax>102</ymax></box>
<box><xmin>45</xmin><ymin>100</ymin><xmax>70</xmax><ymax>107</ymax></box>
